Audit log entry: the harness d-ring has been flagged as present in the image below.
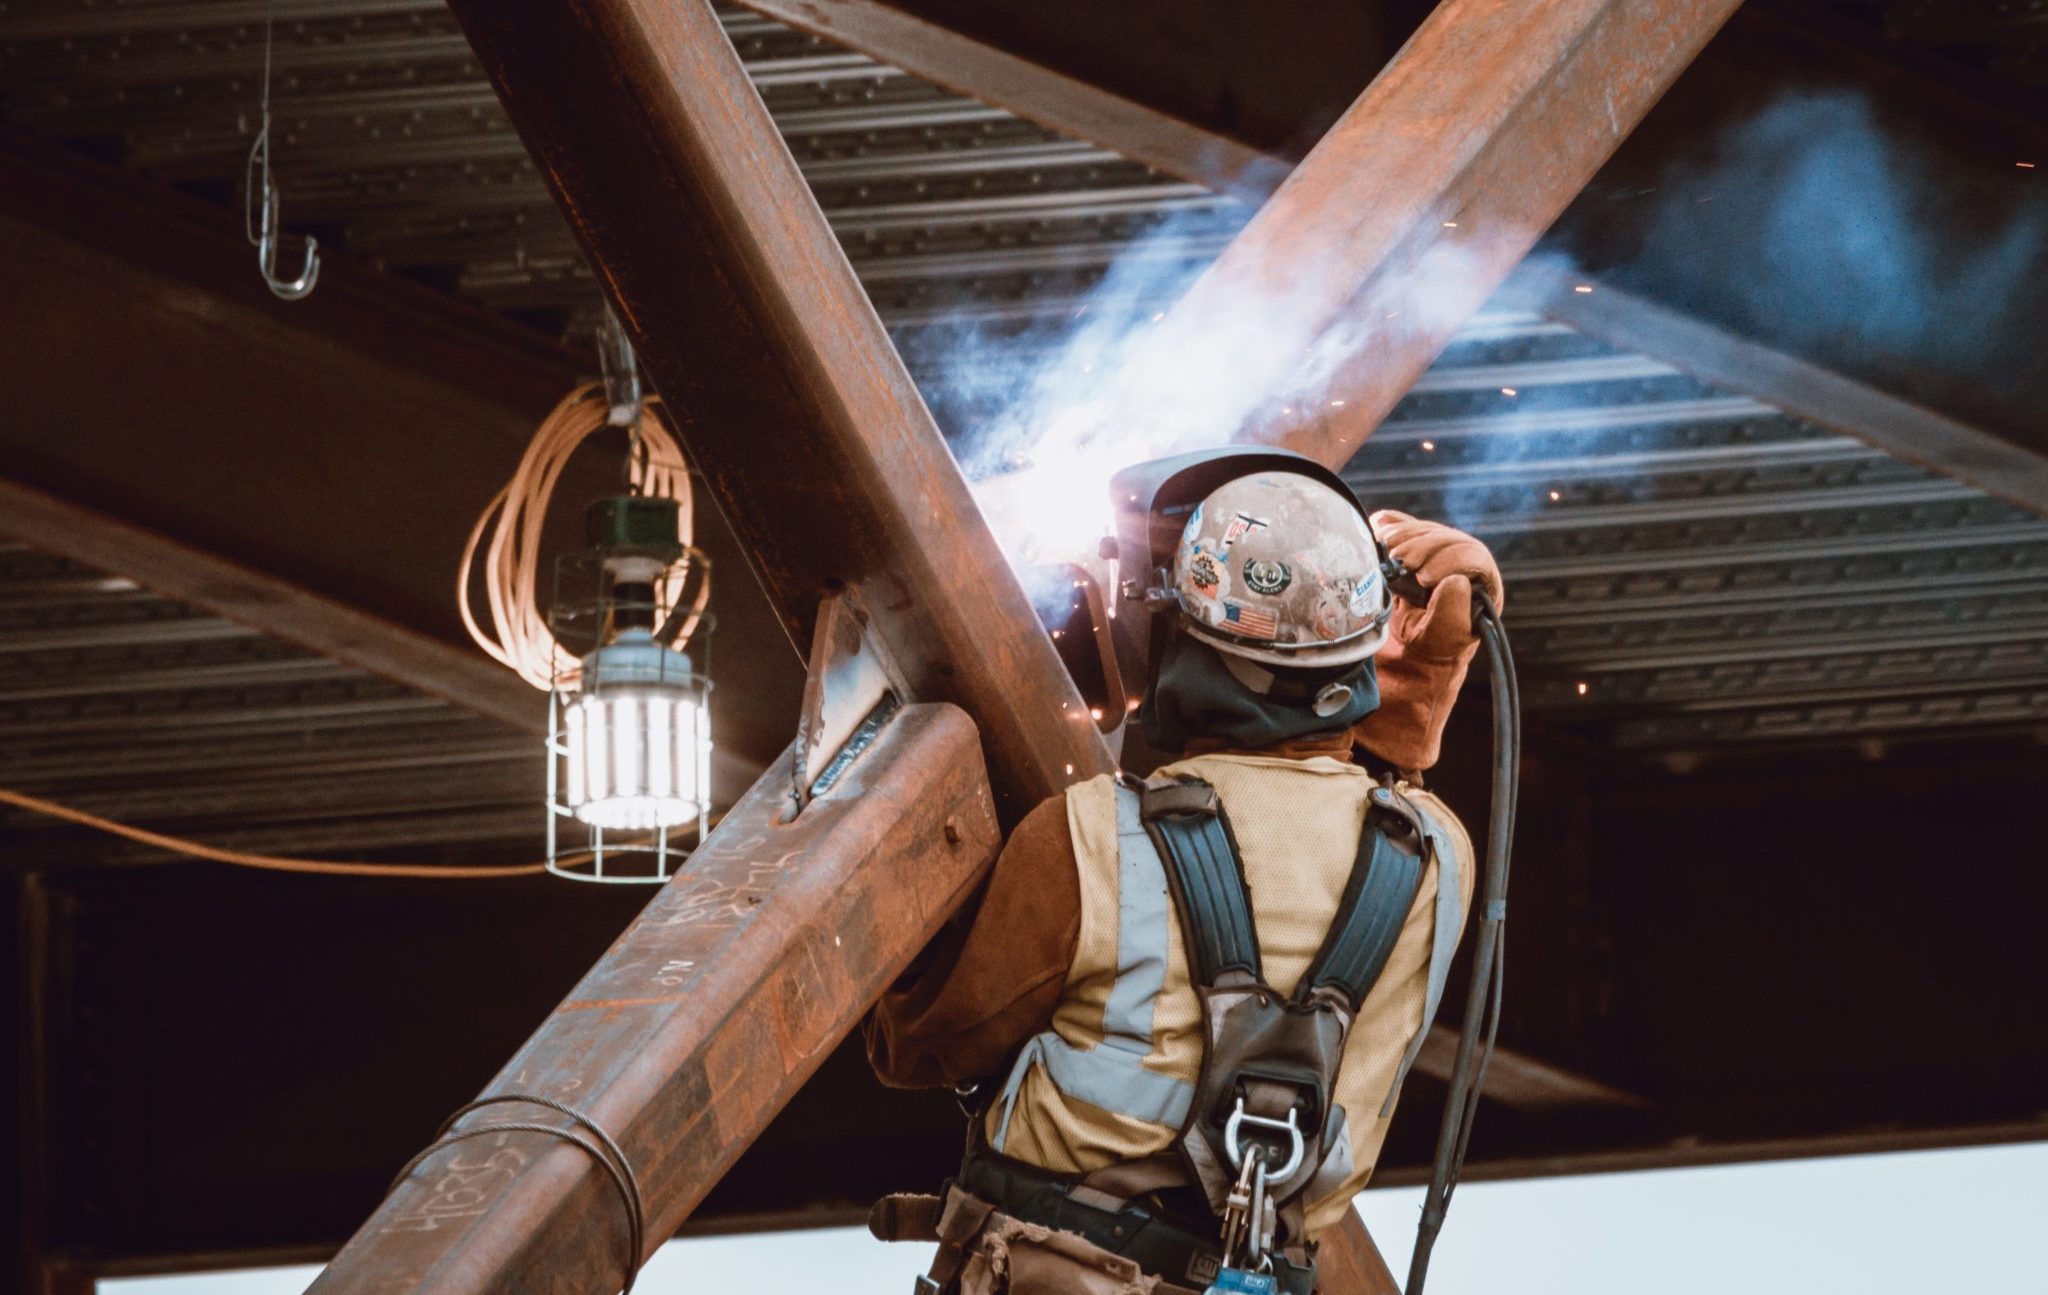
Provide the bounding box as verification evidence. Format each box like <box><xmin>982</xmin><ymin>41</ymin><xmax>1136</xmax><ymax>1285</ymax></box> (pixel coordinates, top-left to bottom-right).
<box><xmin>1223</xmin><ymin>1097</ymin><xmax>1307</xmax><ymax>1185</ymax></box>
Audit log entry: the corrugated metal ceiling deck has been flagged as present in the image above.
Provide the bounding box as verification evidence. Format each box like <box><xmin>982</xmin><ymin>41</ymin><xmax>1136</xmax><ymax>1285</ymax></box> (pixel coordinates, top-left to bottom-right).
<box><xmin>1</xmin><ymin>0</ymin><xmax>2042</xmax><ymax>835</ymax></box>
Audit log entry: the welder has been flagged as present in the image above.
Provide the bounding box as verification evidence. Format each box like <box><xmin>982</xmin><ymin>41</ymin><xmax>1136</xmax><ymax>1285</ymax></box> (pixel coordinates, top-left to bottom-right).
<box><xmin>866</xmin><ymin>449</ymin><xmax>1505</xmax><ymax>1295</ymax></box>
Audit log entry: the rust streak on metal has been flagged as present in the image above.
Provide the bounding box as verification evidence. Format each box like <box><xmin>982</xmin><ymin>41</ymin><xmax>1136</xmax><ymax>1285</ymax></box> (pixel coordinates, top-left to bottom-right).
<box><xmin>312</xmin><ymin>705</ymin><xmax>1001</xmax><ymax>1292</ymax></box>
<box><xmin>555</xmin><ymin>996</ymin><xmax>693</xmax><ymax>1013</ymax></box>
<box><xmin>1168</xmin><ymin>0</ymin><xmax>1746</xmax><ymax>471</ymax></box>
<box><xmin>1319</xmin><ymin>1212</ymin><xmax>1404</xmax><ymax>1295</ymax></box>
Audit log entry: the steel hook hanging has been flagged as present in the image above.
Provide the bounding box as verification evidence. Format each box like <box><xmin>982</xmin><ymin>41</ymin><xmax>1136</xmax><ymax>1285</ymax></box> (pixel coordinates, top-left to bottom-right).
<box><xmin>244</xmin><ymin>13</ymin><xmax>318</xmax><ymax>300</ymax></box>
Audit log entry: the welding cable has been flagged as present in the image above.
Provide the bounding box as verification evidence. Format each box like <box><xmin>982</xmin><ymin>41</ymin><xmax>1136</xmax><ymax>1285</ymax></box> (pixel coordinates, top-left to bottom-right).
<box><xmin>457</xmin><ymin>382</ymin><xmax>704</xmax><ymax>691</ymax></box>
<box><xmin>1404</xmin><ymin>591</ymin><xmax>1518</xmax><ymax>1295</ymax></box>
<box><xmin>0</xmin><ymin>786</ymin><xmax>548</xmax><ymax>878</ymax></box>
<box><xmin>388</xmin><ymin>1093</ymin><xmax>647</xmax><ymax>1293</ymax></box>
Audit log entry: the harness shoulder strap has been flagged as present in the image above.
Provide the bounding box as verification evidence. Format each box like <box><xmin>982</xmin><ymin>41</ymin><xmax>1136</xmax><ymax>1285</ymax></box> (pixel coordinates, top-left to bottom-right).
<box><xmin>1136</xmin><ymin>774</ymin><xmax>1260</xmax><ymax>987</ymax></box>
<box><xmin>1297</xmin><ymin>781</ymin><xmax>1427</xmax><ymax>1012</ymax></box>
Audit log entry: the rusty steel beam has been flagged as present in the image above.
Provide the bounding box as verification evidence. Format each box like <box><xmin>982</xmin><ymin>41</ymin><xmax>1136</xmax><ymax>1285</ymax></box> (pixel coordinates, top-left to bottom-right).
<box><xmin>315</xmin><ymin>0</ymin><xmax>1728</xmax><ymax>1286</ymax></box>
<box><xmin>313</xmin><ymin>0</ymin><xmax>1122</xmax><ymax>1289</ymax></box>
<box><xmin>1521</xmin><ymin>266</ymin><xmax>2048</xmax><ymax>518</ymax></box>
<box><xmin>442</xmin><ymin>0</ymin><xmax>1108</xmax><ymax>825</ymax></box>
<box><xmin>0</xmin><ymin>132</ymin><xmax>796</xmax><ymax>776</ymax></box>
<box><xmin>313</xmin><ymin>704</ymin><xmax>1000</xmax><ymax>1291</ymax></box>
<box><xmin>0</xmin><ymin>477</ymin><xmax>540</xmax><ymax>735</ymax></box>
<box><xmin>1413</xmin><ymin>1024</ymin><xmax>1649</xmax><ymax>1113</ymax></box>
<box><xmin>725</xmin><ymin>0</ymin><xmax>1288</xmax><ymax>196</ymax></box>
<box><xmin>1157</xmin><ymin>0</ymin><xmax>1745</xmax><ymax>470</ymax></box>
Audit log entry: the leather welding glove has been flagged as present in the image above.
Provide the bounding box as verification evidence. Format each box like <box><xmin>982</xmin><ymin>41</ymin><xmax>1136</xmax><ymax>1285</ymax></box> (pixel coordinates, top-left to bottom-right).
<box><xmin>1352</xmin><ymin>510</ymin><xmax>1505</xmax><ymax>774</ymax></box>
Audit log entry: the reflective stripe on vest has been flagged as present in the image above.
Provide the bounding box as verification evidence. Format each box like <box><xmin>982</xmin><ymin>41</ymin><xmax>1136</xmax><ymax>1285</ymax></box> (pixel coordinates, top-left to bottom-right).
<box><xmin>1382</xmin><ymin>809</ymin><xmax>1465</xmax><ymax>1115</ymax></box>
<box><xmin>992</xmin><ymin>771</ymin><xmax>1462</xmax><ymax>1150</ymax></box>
<box><xmin>993</xmin><ymin>783</ymin><xmax>1195</xmax><ymax>1150</ymax></box>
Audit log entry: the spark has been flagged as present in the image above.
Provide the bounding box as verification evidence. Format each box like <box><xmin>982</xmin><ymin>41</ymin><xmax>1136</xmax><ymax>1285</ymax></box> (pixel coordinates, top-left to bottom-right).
<box><xmin>2018</xmin><ymin>161</ymin><xmax>2037</xmax><ymax>170</ymax></box>
<box><xmin>1548</xmin><ymin>489</ymin><xmax>1562</xmax><ymax>502</ymax></box>
<box><xmin>1089</xmin><ymin>707</ymin><xmax>1104</xmax><ymax>721</ymax></box>
<box><xmin>1151</xmin><ymin>312</ymin><xmax>1165</xmax><ymax>322</ymax></box>
<box><xmin>1064</xmin><ymin>763</ymin><xmax>1074</xmax><ymax>775</ymax></box>
<box><xmin>1421</xmin><ymin>440</ymin><xmax>1436</xmax><ymax>452</ymax></box>
<box><xmin>1575</xmin><ymin>681</ymin><xmax>1589</xmax><ymax>696</ymax></box>
<box><xmin>1501</xmin><ymin>386</ymin><xmax>1518</xmax><ymax>397</ymax></box>
<box><xmin>1443</xmin><ymin>221</ymin><xmax>1459</xmax><ymax>228</ymax></box>
<box><xmin>1330</xmin><ymin>399</ymin><xmax>1346</xmax><ymax>407</ymax></box>
<box><xmin>1126</xmin><ymin>697</ymin><xmax>1141</xmax><ymax>713</ymax></box>
<box><xmin>1574</xmin><ymin>285</ymin><xmax>1595</xmax><ymax>295</ymax></box>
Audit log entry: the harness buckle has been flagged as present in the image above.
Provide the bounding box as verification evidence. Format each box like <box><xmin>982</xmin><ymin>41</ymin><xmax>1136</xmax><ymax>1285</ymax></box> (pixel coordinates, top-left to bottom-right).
<box><xmin>1223</xmin><ymin>1097</ymin><xmax>1306</xmax><ymax>1185</ymax></box>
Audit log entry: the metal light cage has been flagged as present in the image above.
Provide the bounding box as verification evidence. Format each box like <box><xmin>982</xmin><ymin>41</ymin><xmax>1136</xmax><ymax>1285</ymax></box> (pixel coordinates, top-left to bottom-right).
<box><xmin>545</xmin><ymin>541</ymin><xmax>713</xmax><ymax>884</ymax></box>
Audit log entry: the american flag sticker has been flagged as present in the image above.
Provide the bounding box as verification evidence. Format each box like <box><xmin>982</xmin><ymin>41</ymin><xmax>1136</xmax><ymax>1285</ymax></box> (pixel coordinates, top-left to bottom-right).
<box><xmin>1223</xmin><ymin>601</ymin><xmax>1279</xmax><ymax>639</ymax></box>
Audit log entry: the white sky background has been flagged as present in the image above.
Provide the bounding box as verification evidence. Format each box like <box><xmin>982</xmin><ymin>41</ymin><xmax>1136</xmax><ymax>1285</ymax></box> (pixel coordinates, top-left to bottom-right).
<box><xmin>103</xmin><ymin>1142</ymin><xmax>2048</xmax><ymax>1295</ymax></box>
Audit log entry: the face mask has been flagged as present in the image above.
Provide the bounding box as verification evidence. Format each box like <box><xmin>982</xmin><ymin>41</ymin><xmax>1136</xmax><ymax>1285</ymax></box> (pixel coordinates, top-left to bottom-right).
<box><xmin>1140</xmin><ymin>633</ymin><xmax>1379</xmax><ymax>756</ymax></box>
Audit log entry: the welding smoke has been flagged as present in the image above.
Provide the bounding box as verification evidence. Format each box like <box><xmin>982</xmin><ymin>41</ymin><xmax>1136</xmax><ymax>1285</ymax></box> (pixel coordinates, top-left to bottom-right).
<box><xmin>937</xmin><ymin>204</ymin><xmax>1505</xmax><ymax>599</ymax></box>
<box><xmin>1429</xmin><ymin>88</ymin><xmax>2048</xmax><ymax>532</ymax></box>
<box><xmin>937</xmin><ymin>88</ymin><xmax>2044</xmax><ymax>593</ymax></box>
<box><xmin>1624</xmin><ymin>89</ymin><xmax>2045</xmax><ymax>383</ymax></box>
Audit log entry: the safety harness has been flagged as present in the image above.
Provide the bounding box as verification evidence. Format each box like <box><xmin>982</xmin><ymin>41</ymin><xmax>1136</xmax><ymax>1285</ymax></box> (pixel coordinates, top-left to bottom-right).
<box><xmin>880</xmin><ymin>770</ymin><xmax>1431</xmax><ymax>1295</ymax></box>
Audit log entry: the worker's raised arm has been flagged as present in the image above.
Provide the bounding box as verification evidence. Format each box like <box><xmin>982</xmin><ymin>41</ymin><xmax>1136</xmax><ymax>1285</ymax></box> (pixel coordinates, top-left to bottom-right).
<box><xmin>864</xmin><ymin>792</ymin><xmax>1081</xmax><ymax>1089</ymax></box>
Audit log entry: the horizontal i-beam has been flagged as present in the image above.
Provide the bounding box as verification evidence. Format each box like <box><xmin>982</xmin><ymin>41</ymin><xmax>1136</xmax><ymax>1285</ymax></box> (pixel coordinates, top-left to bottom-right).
<box><xmin>724</xmin><ymin>0</ymin><xmax>1290</xmax><ymax>196</ymax></box>
<box><xmin>0</xmin><ymin>133</ymin><xmax>794</xmax><ymax>775</ymax></box>
<box><xmin>313</xmin><ymin>705</ymin><xmax>1001</xmax><ymax>1290</ymax></box>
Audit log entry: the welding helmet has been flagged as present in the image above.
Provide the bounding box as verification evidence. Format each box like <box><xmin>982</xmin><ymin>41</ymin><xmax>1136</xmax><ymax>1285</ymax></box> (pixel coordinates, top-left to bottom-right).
<box><xmin>1110</xmin><ymin>449</ymin><xmax>1393</xmax><ymax>673</ymax></box>
<box><xmin>1171</xmin><ymin>471</ymin><xmax>1392</xmax><ymax>667</ymax></box>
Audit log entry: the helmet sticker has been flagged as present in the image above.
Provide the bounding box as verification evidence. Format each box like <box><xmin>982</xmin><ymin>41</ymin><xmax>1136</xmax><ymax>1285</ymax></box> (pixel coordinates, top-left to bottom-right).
<box><xmin>1221</xmin><ymin>600</ymin><xmax>1279</xmax><ymax>639</ymax></box>
<box><xmin>1312</xmin><ymin>585</ymin><xmax>1352</xmax><ymax>640</ymax></box>
<box><xmin>1345</xmin><ymin>571</ymin><xmax>1382</xmax><ymax>618</ymax></box>
<box><xmin>1220</xmin><ymin>512</ymin><xmax>1268</xmax><ymax>550</ymax></box>
<box><xmin>1168</xmin><ymin>469</ymin><xmax>1387</xmax><ymax>665</ymax></box>
<box><xmin>1242</xmin><ymin>557</ymin><xmax>1291</xmax><ymax>595</ymax></box>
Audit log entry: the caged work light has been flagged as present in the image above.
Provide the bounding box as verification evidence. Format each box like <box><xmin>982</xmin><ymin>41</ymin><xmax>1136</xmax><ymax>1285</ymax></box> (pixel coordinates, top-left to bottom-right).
<box><xmin>546</xmin><ymin>494</ymin><xmax>713</xmax><ymax>883</ymax></box>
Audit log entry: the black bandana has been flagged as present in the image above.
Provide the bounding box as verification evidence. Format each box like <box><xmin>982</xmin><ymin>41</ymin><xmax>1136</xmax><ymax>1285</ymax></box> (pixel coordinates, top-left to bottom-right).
<box><xmin>1139</xmin><ymin>633</ymin><xmax>1380</xmax><ymax>756</ymax></box>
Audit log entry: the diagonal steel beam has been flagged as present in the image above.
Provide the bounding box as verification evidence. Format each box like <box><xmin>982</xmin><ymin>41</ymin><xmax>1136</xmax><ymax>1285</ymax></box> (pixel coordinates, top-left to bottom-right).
<box><xmin>314</xmin><ymin>1</ymin><xmax>1742</xmax><ymax>1289</ymax></box>
<box><xmin>433</xmin><ymin>0</ymin><xmax>1106</xmax><ymax>822</ymax></box>
<box><xmin>314</xmin><ymin>0</ymin><xmax>1117</xmax><ymax>1289</ymax></box>
<box><xmin>725</xmin><ymin>0</ymin><xmax>1290</xmax><ymax>196</ymax></box>
<box><xmin>314</xmin><ymin>705</ymin><xmax>1001</xmax><ymax>1293</ymax></box>
<box><xmin>1519</xmin><ymin>265</ymin><xmax>2048</xmax><ymax>517</ymax></box>
<box><xmin>1179</xmin><ymin>0</ymin><xmax>1746</xmax><ymax>471</ymax></box>
<box><xmin>0</xmin><ymin>477</ymin><xmax>539</xmax><ymax>735</ymax></box>
<box><xmin>0</xmin><ymin>133</ymin><xmax>797</xmax><ymax>777</ymax></box>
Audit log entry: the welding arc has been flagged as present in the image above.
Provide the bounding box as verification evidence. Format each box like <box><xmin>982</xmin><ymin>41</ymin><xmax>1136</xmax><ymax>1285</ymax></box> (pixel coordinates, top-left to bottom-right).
<box><xmin>458</xmin><ymin>382</ymin><xmax>702</xmax><ymax>691</ymax></box>
<box><xmin>0</xmin><ymin>786</ymin><xmax>550</xmax><ymax>878</ymax></box>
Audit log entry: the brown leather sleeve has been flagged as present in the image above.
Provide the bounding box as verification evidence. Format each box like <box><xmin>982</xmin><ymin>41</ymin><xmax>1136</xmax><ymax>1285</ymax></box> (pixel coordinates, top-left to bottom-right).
<box><xmin>864</xmin><ymin>791</ymin><xmax>1081</xmax><ymax>1090</ymax></box>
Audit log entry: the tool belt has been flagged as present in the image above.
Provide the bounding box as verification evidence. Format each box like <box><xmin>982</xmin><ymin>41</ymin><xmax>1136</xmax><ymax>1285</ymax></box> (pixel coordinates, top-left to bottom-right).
<box><xmin>871</xmin><ymin>1149</ymin><xmax>1316</xmax><ymax>1295</ymax></box>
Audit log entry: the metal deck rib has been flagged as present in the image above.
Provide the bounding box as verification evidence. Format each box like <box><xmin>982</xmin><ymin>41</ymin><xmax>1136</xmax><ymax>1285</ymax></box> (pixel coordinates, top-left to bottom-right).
<box><xmin>2</xmin><ymin>0</ymin><xmax>2042</xmax><ymax>753</ymax></box>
